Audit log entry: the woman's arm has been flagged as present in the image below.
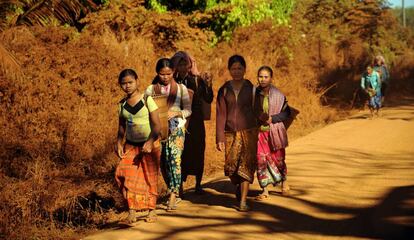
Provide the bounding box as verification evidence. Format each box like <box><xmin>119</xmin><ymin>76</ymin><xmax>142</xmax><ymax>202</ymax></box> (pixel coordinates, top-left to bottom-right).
<box><xmin>180</xmin><ymin>84</ymin><xmax>192</xmax><ymax>118</ymax></box>
<box><xmin>143</xmin><ymin>108</ymin><xmax>161</xmax><ymax>153</ymax></box>
<box><xmin>270</xmin><ymin>100</ymin><xmax>291</xmax><ymax>124</ymax></box>
<box><xmin>116</xmin><ymin>117</ymin><xmax>126</xmax><ymax>158</ymax></box>
<box><xmin>216</xmin><ymin>87</ymin><xmax>227</xmax><ymax>150</ymax></box>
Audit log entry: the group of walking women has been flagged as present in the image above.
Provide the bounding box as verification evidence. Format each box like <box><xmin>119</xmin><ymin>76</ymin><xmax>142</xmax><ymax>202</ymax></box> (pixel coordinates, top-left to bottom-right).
<box><xmin>115</xmin><ymin>52</ymin><xmax>292</xmax><ymax>223</ymax></box>
<box><xmin>361</xmin><ymin>55</ymin><xmax>390</xmax><ymax>117</ymax></box>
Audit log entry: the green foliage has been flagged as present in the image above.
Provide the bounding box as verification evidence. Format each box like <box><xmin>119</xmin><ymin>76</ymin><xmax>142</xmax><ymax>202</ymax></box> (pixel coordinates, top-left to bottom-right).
<box><xmin>147</xmin><ymin>0</ymin><xmax>167</xmax><ymax>13</ymax></box>
<box><xmin>146</xmin><ymin>0</ymin><xmax>294</xmax><ymax>42</ymax></box>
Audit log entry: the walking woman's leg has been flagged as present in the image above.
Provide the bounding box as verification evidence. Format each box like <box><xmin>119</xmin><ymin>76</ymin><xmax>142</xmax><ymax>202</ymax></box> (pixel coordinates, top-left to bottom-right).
<box><xmin>239</xmin><ymin>180</ymin><xmax>250</xmax><ymax>211</ymax></box>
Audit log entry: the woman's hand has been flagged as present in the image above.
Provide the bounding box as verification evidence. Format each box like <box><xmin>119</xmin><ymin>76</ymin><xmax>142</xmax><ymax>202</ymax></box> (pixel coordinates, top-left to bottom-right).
<box><xmin>168</xmin><ymin>110</ymin><xmax>181</xmax><ymax>120</ymax></box>
<box><xmin>116</xmin><ymin>143</ymin><xmax>124</xmax><ymax>158</ymax></box>
<box><xmin>201</xmin><ymin>72</ymin><xmax>213</xmax><ymax>87</ymax></box>
<box><xmin>142</xmin><ymin>139</ymin><xmax>154</xmax><ymax>153</ymax></box>
<box><xmin>266</xmin><ymin>117</ymin><xmax>272</xmax><ymax>125</ymax></box>
<box><xmin>216</xmin><ymin>142</ymin><xmax>225</xmax><ymax>152</ymax></box>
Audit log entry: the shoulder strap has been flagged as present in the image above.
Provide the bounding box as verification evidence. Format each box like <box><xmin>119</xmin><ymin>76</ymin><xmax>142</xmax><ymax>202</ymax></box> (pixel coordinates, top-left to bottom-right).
<box><xmin>252</xmin><ymin>85</ymin><xmax>256</xmax><ymax>109</ymax></box>
<box><xmin>179</xmin><ymin>83</ymin><xmax>184</xmax><ymax>109</ymax></box>
<box><xmin>119</xmin><ymin>98</ymin><xmax>127</xmax><ymax>117</ymax></box>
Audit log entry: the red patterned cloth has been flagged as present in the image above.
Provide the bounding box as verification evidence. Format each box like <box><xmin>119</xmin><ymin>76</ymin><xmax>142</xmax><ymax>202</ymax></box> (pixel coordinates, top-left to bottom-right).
<box><xmin>256</xmin><ymin>131</ymin><xmax>287</xmax><ymax>188</ymax></box>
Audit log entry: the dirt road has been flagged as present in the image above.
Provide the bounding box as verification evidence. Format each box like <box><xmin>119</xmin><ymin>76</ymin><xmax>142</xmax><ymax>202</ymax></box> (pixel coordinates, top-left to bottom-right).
<box><xmin>84</xmin><ymin>99</ymin><xmax>414</xmax><ymax>240</ymax></box>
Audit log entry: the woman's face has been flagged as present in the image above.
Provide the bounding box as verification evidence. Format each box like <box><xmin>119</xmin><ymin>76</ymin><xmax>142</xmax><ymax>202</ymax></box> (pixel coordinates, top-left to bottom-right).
<box><xmin>176</xmin><ymin>59</ymin><xmax>190</xmax><ymax>76</ymax></box>
<box><xmin>229</xmin><ymin>62</ymin><xmax>246</xmax><ymax>81</ymax></box>
<box><xmin>257</xmin><ymin>69</ymin><xmax>272</xmax><ymax>88</ymax></box>
<box><xmin>376</xmin><ymin>58</ymin><xmax>382</xmax><ymax>65</ymax></box>
<box><xmin>367</xmin><ymin>66</ymin><xmax>373</xmax><ymax>74</ymax></box>
<box><xmin>158</xmin><ymin>67</ymin><xmax>174</xmax><ymax>85</ymax></box>
<box><xmin>120</xmin><ymin>75</ymin><xmax>138</xmax><ymax>95</ymax></box>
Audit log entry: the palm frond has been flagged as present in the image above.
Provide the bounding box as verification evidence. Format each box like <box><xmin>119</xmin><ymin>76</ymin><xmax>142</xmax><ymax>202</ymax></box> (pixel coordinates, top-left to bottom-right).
<box><xmin>0</xmin><ymin>42</ymin><xmax>23</xmax><ymax>81</ymax></box>
<box><xmin>15</xmin><ymin>0</ymin><xmax>98</xmax><ymax>27</ymax></box>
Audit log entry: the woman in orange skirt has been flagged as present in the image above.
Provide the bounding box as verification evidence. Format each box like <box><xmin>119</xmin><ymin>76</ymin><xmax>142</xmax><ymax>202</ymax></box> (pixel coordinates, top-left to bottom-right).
<box><xmin>115</xmin><ymin>69</ymin><xmax>161</xmax><ymax>223</ymax></box>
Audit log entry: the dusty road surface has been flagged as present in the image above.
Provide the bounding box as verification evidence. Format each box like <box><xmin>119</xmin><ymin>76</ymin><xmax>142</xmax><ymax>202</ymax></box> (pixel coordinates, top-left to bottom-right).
<box><xmin>84</xmin><ymin>99</ymin><xmax>414</xmax><ymax>240</ymax></box>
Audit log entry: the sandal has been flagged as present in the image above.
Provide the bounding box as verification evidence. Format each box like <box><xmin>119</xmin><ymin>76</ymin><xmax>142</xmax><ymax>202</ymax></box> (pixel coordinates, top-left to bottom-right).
<box><xmin>165</xmin><ymin>197</ymin><xmax>182</xmax><ymax>206</ymax></box>
<box><xmin>126</xmin><ymin>209</ymin><xmax>137</xmax><ymax>223</ymax></box>
<box><xmin>166</xmin><ymin>203</ymin><xmax>177</xmax><ymax>212</ymax></box>
<box><xmin>145</xmin><ymin>210</ymin><xmax>157</xmax><ymax>223</ymax></box>
<box><xmin>237</xmin><ymin>202</ymin><xmax>250</xmax><ymax>212</ymax></box>
<box><xmin>281</xmin><ymin>183</ymin><xmax>290</xmax><ymax>196</ymax></box>
<box><xmin>166</xmin><ymin>198</ymin><xmax>178</xmax><ymax>212</ymax></box>
<box><xmin>255</xmin><ymin>193</ymin><xmax>269</xmax><ymax>201</ymax></box>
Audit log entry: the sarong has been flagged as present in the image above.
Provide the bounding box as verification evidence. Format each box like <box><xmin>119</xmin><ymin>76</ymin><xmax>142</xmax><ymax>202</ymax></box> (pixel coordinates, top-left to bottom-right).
<box><xmin>161</xmin><ymin>127</ymin><xmax>185</xmax><ymax>194</ymax></box>
<box><xmin>369</xmin><ymin>94</ymin><xmax>382</xmax><ymax>109</ymax></box>
<box><xmin>256</xmin><ymin>131</ymin><xmax>287</xmax><ymax>188</ymax></box>
<box><xmin>181</xmin><ymin>111</ymin><xmax>206</xmax><ymax>180</ymax></box>
<box><xmin>115</xmin><ymin>141</ymin><xmax>161</xmax><ymax>210</ymax></box>
<box><xmin>224</xmin><ymin>128</ymin><xmax>258</xmax><ymax>184</ymax></box>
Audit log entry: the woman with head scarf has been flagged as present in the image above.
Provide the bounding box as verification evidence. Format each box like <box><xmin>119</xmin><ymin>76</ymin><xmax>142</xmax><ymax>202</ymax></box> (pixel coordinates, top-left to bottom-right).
<box><xmin>171</xmin><ymin>51</ymin><xmax>214</xmax><ymax>195</ymax></box>
<box><xmin>373</xmin><ymin>55</ymin><xmax>390</xmax><ymax>105</ymax></box>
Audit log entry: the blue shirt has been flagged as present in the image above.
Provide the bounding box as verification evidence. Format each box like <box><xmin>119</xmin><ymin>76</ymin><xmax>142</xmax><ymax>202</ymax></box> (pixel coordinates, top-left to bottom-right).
<box><xmin>361</xmin><ymin>71</ymin><xmax>381</xmax><ymax>95</ymax></box>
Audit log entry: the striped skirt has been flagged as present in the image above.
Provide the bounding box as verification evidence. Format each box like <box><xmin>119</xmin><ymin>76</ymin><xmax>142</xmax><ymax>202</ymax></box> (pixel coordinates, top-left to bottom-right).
<box><xmin>115</xmin><ymin>141</ymin><xmax>161</xmax><ymax>210</ymax></box>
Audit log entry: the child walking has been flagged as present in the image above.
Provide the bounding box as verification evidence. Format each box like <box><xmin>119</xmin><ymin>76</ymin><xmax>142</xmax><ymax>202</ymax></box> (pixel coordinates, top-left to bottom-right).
<box><xmin>115</xmin><ymin>69</ymin><xmax>161</xmax><ymax>223</ymax></box>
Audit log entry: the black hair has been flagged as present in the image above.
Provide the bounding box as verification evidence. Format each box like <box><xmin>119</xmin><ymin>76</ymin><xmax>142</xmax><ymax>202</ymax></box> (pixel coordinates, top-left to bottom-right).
<box><xmin>227</xmin><ymin>54</ymin><xmax>246</xmax><ymax>69</ymax></box>
<box><xmin>156</xmin><ymin>58</ymin><xmax>174</xmax><ymax>73</ymax></box>
<box><xmin>118</xmin><ymin>68</ymin><xmax>138</xmax><ymax>84</ymax></box>
<box><xmin>258</xmin><ymin>65</ymin><xmax>273</xmax><ymax>77</ymax></box>
<box><xmin>152</xmin><ymin>58</ymin><xmax>174</xmax><ymax>84</ymax></box>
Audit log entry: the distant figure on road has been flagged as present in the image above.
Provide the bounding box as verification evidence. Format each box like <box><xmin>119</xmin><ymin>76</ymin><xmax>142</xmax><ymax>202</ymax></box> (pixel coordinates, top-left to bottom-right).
<box><xmin>115</xmin><ymin>69</ymin><xmax>161</xmax><ymax>223</ymax></box>
<box><xmin>216</xmin><ymin>55</ymin><xmax>258</xmax><ymax>212</ymax></box>
<box><xmin>171</xmin><ymin>51</ymin><xmax>214</xmax><ymax>195</ymax></box>
<box><xmin>254</xmin><ymin>66</ymin><xmax>291</xmax><ymax>201</ymax></box>
<box><xmin>361</xmin><ymin>65</ymin><xmax>381</xmax><ymax>117</ymax></box>
<box><xmin>373</xmin><ymin>55</ymin><xmax>390</xmax><ymax>106</ymax></box>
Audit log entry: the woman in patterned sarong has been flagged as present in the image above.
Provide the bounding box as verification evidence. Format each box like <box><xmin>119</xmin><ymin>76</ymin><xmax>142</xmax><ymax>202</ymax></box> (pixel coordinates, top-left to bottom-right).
<box><xmin>254</xmin><ymin>66</ymin><xmax>291</xmax><ymax>200</ymax></box>
<box><xmin>115</xmin><ymin>69</ymin><xmax>161</xmax><ymax>223</ymax></box>
<box><xmin>145</xmin><ymin>58</ymin><xmax>192</xmax><ymax>211</ymax></box>
<box><xmin>216</xmin><ymin>55</ymin><xmax>258</xmax><ymax>211</ymax></box>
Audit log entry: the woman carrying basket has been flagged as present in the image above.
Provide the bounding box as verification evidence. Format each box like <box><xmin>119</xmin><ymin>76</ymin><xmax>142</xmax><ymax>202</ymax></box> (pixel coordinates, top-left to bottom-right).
<box><xmin>145</xmin><ymin>58</ymin><xmax>192</xmax><ymax>211</ymax></box>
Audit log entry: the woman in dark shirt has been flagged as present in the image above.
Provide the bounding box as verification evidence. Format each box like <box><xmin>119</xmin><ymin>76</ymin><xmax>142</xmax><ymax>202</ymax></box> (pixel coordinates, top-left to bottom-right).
<box><xmin>171</xmin><ymin>51</ymin><xmax>214</xmax><ymax>195</ymax></box>
<box><xmin>216</xmin><ymin>55</ymin><xmax>258</xmax><ymax>211</ymax></box>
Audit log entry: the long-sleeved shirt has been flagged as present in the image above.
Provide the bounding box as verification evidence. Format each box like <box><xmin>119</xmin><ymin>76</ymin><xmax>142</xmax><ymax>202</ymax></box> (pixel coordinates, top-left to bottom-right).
<box><xmin>175</xmin><ymin>74</ymin><xmax>214</xmax><ymax>115</ymax></box>
<box><xmin>254</xmin><ymin>90</ymin><xmax>291</xmax><ymax>131</ymax></box>
<box><xmin>145</xmin><ymin>83</ymin><xmax>192</xmax><ymax>128</ymax></box>
<box><xmin>216</xmin><ymin>80</ymin><xmax>257</xmax><ymax>143</ymax></box>
<box><xmin>361</xmin><ymin>71</ymin><xmax>381</xmax><ymax>94</ymax></box>
<box><xmin>374</xmin><ymin>65</ymin><xmax>390</xmax><ymax>84</ymax></box>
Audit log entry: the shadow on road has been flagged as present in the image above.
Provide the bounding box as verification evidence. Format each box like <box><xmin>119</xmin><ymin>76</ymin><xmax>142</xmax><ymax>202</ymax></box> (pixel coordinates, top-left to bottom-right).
<box><xmin>150</xmin><ymin>182</ymin><xmax>414</xmax><ymax>240</ymax></box>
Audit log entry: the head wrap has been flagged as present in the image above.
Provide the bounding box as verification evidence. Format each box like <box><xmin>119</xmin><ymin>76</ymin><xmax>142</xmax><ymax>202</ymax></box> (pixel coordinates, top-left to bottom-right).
<box><xmin>375</xmin><ymin>55</ymin><xmax>387</xmax><ymax>67</ymax></box>
<box><xmin>171</xmin><ymin>51</ymin><xmax>200</xmax><ymax>76</ymax></box>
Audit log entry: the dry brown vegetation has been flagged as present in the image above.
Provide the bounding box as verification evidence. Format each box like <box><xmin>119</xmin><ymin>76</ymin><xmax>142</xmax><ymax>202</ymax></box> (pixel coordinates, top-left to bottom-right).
<box><xmin>0</xmin><ymin>1</ymin><xmax>413</xmax><ymax>239</ymax></box>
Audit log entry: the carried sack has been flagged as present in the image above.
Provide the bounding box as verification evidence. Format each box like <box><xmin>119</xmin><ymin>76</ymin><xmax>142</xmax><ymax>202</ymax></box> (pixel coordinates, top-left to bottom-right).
<box><xmin>283</xmin><ymin>106</ymin><xmax>299</xmax><ymax>130</ymax></box>
<box><xmin>195</xmin><ymin>76</ymin><xmax>212</xmax><ymax>120</ymax></box>
<box><xmin>367</xmin><ymin>88</ymin><xmax>376</xmax><ymax>97</ymax></box>
<box><xmin>179</xmin><ymin>83</ymin><xmax>191</xmax><ymax>129</ymax></box>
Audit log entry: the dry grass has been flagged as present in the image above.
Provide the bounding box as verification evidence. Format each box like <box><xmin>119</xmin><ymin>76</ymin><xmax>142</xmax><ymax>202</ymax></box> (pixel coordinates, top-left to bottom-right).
<box><xmin>0</xmin><ymin>5</ymin><xmax>413</xmax><ymax>240</ymax></box>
